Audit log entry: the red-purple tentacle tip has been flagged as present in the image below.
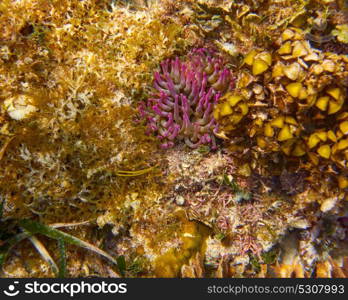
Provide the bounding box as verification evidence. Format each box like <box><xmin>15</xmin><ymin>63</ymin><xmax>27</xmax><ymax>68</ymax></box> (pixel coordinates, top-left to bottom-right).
<box><xmin>139</xmin><ymin>48</ymin><xmax>235</xmax><ymax>150</ymax></box>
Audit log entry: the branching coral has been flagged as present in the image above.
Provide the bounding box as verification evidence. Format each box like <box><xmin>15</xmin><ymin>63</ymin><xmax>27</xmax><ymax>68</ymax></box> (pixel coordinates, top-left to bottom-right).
<box><xmin>139</xmin><ymin>48</ymin><xmax>234</xmax><ymax>149</ymax></box>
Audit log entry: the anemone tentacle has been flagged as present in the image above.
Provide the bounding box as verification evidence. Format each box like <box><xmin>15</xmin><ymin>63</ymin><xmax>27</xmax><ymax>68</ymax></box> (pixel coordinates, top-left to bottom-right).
<box><xmin>140</xmin><ymin>48</ymin><xmax>234</xmax><ymax>149</ymax></box>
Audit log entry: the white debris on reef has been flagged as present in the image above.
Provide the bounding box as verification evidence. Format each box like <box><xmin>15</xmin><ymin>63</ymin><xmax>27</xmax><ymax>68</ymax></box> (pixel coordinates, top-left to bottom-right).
<box><xmin>3</xmin><ymin>94</ymin><xmax>37</xmax><ymax>120</ymax></box>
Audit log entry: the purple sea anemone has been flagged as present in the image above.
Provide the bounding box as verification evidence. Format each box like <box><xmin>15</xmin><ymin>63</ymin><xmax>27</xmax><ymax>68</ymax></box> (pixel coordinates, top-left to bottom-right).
<box><xmin>139</xmin><ymin>48</ymin><xmax>234</xmax><ymax>150</ymax></box>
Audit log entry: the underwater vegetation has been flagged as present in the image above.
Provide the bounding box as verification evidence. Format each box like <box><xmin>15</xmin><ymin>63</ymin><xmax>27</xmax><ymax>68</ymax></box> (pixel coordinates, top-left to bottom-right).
<box><xmin>214</xmin><ymin>27</ymin><xmax>348</xmax><ymax>190</ymax></box>
<box><xmin>139</xmin><ymin>48</ymin><xmax>234</xmax><ymax>149</ymax></box>
<box><xmin>0</xmin><ymin>0</ymin><xmax>348</xmax><ymax>278</ymax></box>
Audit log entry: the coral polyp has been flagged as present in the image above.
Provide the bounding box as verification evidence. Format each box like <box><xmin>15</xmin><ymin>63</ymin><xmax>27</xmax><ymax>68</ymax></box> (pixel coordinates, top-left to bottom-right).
<box><xmin>139</xmin><ymin>48</ymin><xmax>234</xmax><ymax>149</ymax></box>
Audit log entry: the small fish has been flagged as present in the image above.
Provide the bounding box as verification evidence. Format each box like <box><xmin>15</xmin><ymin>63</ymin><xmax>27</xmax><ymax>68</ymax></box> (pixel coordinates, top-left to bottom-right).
<box><xmin>305</xmin><ymin>32</ymin><xmax>334</xmax><ymax>44</ymax></box>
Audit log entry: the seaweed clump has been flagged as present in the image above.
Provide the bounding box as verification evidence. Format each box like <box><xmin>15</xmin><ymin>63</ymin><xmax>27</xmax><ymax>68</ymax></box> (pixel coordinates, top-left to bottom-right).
<box><xmin>215</xmin><ymin>26</ymin><xmax>348</xmax><ymax>190</ymax></box>
<box><xmin>0</xmin><ymin>0</ymin><xmax>195</xmax><ymax>277</ymax></box>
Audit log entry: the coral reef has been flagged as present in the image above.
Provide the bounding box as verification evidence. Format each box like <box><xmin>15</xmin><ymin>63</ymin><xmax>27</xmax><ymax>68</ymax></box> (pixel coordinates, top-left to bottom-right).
<box><xmin>139</xmin><ymin>48</ymin><xmax>233</xmax><ymax>149</ymax></box>
<box><xmin>0</xmin><ymin>0</ymin><xmax>347</xmax><ymax>279</ymax></box>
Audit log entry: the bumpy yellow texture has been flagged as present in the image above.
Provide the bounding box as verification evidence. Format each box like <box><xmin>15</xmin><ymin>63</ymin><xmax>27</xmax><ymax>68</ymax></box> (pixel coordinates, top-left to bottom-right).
<box><xmin>215</xmin><ymin>26</ymin><xmax>348</xmax><ymax>188</ymax></box>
